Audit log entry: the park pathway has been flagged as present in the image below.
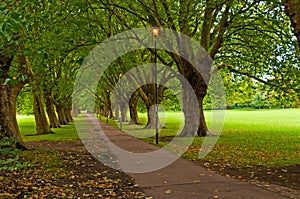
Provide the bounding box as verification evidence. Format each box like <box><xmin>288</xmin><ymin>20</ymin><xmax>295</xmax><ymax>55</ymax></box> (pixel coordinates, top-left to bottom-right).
<box><xmin>84</xmin><ymin>115</ymin><xmax>295</xmax><ymax>199</ymax></box>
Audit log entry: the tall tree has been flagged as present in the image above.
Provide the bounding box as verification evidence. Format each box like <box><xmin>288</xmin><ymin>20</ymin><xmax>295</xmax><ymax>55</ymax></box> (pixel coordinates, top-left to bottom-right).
<box><xmin>283</xmin><ymin>0</ymin><xmax>300</xmax><ymax>48</ymax></box>
<box><xmin>32</xmin><ymin>84</ymin><xmax>52</xmax><ymax>135</ymax></box>
<box><xmin>95</xmin><ymin>0</ymin><xmax>297</xmax><ymax>136</ymax></box>
<box><xmin>0</xmin><ymin>0</ymin><xmax>36</xmax><ymax>147</ymax></box>
<box><xmin>0</xmin><ymin>0</ymin><xmax>92</xmax><ymax>146</ymax></box>
<box><xmin>0</xmin><ymin>54</ymin><xmax>30</xmax><ymax>148</ymax></box>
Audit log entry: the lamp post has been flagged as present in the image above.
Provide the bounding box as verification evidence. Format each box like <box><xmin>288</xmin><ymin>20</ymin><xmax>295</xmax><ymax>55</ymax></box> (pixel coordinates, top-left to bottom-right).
<box><xmin>106</xmin><ymin>89</ymin><xmax>110</xmax><ymax>124</ymax></box>
<box><xmin>118</xmin><ymin>73</ymin><xmax>123</xmax><ymax>131</ymax></box>
<box><xmin>152</xmin><ymin>27</ymin><xmax>159</xmax><ymax>145</ymax></box>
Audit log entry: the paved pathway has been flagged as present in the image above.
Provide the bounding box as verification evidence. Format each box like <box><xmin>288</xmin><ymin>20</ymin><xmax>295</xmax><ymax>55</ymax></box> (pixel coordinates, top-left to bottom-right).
<box><xmin>90</xmin><ymin>118</ymin><xmax>291</xmax><ymax>199</ymax></box>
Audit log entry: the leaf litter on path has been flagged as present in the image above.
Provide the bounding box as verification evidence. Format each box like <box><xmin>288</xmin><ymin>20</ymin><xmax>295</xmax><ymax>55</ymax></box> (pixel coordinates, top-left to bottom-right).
<box><xmin>0</xmin><ymin>141</ymin><xmax>149</xmax><ymax>198</ymax></box>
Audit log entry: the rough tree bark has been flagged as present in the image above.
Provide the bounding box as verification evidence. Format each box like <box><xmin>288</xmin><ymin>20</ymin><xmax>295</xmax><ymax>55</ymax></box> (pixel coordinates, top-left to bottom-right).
<box><xmin>72</xmin><ymin>103</ymin><xmax>79</xmax><ymax>117</ymax></box>
<box><xmin>45</xmin><ymin>94</ymin><xmax>60</xmax><ymax>128</ymax></box>
<box><xmin>178</xmin><ymin>59</ymin><xmax>210</xmax><ymax>137</ymax></box>
<box><xmin>64</xmin><ymin>107</ymin><xmax>73</xmax><ymax>123</ymax></box>
<box><xmin>114</xmin><ymin>104</ymin><xmax>120</xmax><ymax>120</ymax></box>
<box><xmin>56</xmin><ymin>104</ymin><xmax>68</xmax><ymax>125</ymax></box>
<box><xmin>99</xmin><ymin>106</ymin><xmax>108</xmax><ymax>117</ymax></box>
<box><xmin>138</xmin><ymin>85</ymin><xmax>165</xmax><ymax>129</ymax></box>
<box><xmin>0</xmin><ymin>83</ymin><xmax>25</xmax><ymax>148</ymax></box>
<box><xmin>120</xmin><ymin>102</ymin><xmax>129</xmax><ymax>122</ymax></box>
<box><xmin>175</xmin><ymin>2</ymin><xmax>229</xmax><ymax>136</ymax></box>
<box><xmin>0</xmin><ymin>54</ymin><xmax>29</xmax><ymax>149</ymax></box>
<box><xmin>33</xmin><ymin>87</ymin><xmax>52</xmax><ymax>135</ymax></box>
<box><xmin>105</xmin><ymin>91</ymin><xmax>114</xmax><ymax>118</ymax></box>
<box><xmin>145</xmin><ymin>104</ymin><xmax>163</xmax><ymax>129</ymax></box>
<box><xmin>283</xmin><ymin>0</ymin><xmax>300</xmax><ymax>48</ymax></box>
<box><xmin>129</xmin><ymin>90</ymin><xmax>141</xmax><ymax>124</ymax></box>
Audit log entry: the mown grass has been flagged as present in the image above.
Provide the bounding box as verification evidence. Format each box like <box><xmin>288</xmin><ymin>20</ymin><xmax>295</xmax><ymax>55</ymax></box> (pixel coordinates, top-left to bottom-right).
<box><xmin>202</xmin><ymin>109</ymin><xmax>300</xmax><ymax>167</ymax></box>
<box><xmin>17</xmin><ymin>109</ymin><xmax>299</xmax><ymax>168</ymax></box>
<box><xmin>101</xmin><ymin>109</ymin><xmax>300</xmax><ymax>168</ymax></box>
<box><xmin>18</xmin><ymin>115</ymin><xmax>79</xmax><ymax>142</ymax></box>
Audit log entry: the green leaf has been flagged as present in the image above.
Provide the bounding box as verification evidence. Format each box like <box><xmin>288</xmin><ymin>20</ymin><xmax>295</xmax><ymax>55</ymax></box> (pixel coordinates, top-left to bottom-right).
<box><xmin>4</xmin><ymin>78</ymin><xmax>11</xmax><ymax>85</ymax></box>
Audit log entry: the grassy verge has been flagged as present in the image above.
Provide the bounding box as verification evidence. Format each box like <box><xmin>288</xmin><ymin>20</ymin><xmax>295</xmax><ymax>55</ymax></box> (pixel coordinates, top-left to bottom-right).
<box><xmin>18</xmin><ymin>115</ymin><xmax>79</xmax><ymax>142</ymax></box>
<box><xmin>100</xmin><ymin>109</ymin><xmax>300</xmax><ymax>168</ymax></box>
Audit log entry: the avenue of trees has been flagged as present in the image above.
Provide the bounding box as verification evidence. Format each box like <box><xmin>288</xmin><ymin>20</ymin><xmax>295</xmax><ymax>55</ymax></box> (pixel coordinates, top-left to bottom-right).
<box><xmin>0</xmin><ymin>0</ymin><xmax>299</xmax><ymax>149</ymax></box>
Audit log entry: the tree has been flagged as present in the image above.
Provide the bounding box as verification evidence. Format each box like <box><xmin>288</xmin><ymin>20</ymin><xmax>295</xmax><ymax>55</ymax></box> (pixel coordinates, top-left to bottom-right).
<box><xmin>32</xmin><ymin>83</ymin><xmax>52</xmax><ymax>135</ymax></box>
<box><xmin>0</xmin><ymin>54</ymin><xmax>30</xmax><ymax>148</ymax></box>
<box><xmin>0</xmin><ymin>0</ymin><xmax>39</xmax><ymax>147</ymax></box>
<box><xmin>283</xmin><ymin>0</ymin><xmax>300</xmax><ymax>48</ymax></box>
<box><xmin>94</xmin><ymin>0</ymin><xmax>298</xmax><ymax>136</ymax></box>
<box><xmin>128</xmin><ymin>90</ymin><xmax>142</xmax><ymax>124</ymax></box>
<box><xmin>0</xmin><ymin>0</ymin><xmax>93</xmax><ymax>146</ymax></box>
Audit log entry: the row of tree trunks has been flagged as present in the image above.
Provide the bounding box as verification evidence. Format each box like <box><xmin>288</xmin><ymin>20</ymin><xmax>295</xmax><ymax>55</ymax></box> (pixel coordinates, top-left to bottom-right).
<box><xmin>35</xmin><ymin>86</ymin><xmax>73</xmax><ymax>133</ymax></box>
<box><xmin>98</xmin><ymin>106</ymin><xmax>112</xmax><ymax>117</ymax></box>
<box><xmin>129</xmin><ymin>90</ymin><xmax>141</xmax><ymax>124</ymax></box>
<box><xmin>56</xmin><ymin>105</ymin><xmax>68</xmax><ymax>125</ymax></box>
<box><xmin>65</xmin><ymin>108</ymin><xmax>73</xmax><ymax>123</ymax></box>
<box><xmin>45</xmin><ymin>95</ymin><xmax>60</xmax><ymax>128</ymax></box>
<box><xmin>33</xmin><ymin>88</ymin><xmax>53</xmax><ymax>135</ymax></box>
<box><xmin>72</xmin><ymin>103</ymin><xmax>80</xmax><ymax>117</ymax></box>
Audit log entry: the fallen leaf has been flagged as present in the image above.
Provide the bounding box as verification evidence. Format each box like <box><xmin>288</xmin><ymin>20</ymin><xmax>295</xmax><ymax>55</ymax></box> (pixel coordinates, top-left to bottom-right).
<box><xmin>165</xmin><ymin>189</ymin><xmax>171</xmax><ymax>194</ymax></box>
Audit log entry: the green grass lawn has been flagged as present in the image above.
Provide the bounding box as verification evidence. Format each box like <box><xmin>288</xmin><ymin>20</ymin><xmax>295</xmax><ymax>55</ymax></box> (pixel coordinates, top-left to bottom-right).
<box><xmin>198</xmin><ymin>109</ymin><xmax>299</xmax><ymax>167</ymax></box>
<box><xmin>101</xmin><ymin>109</ymin><xmax>300</xmax><ymax>168</ymax></box>
<box><xmin>18</xmin><ymin>109</ymin><xmax>300</xmax><ymax>168</ymax></box>
<box><xmin>14</xmin><ymin>110</ymin><xmax>299</xmax><ymax>192</ymax></box>
<box><xmin>18</xmin><ymin>115</ymin><xmax>79</xmax><ymax>142</ymax></box>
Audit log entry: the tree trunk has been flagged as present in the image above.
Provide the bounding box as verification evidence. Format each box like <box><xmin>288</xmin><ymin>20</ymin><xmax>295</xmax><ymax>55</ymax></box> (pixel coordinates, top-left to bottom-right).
<box><xmin>72</xmin><ymin>103</ymin><xmax>79</xmax><ymax>117</ymax></box>
<box><xmin>0</xmin><ymin>84</ymin><xmax>25</xmax><ymax>149</ymax></box>
<box><xmin>64</xmin><ymin>108</ymin><xmax>73</xmax><ymax>122</ymax></box>
<box><xmin>114</xmin><ymin>104</ymin><xmax>120</xmax><ymax>120</ymax></box>
<box><xmin>120</xmin><ymin>102</ymin><xmax>129</xmax><ymax>122</ymax></box>
<box><xmin>0</xmin><ymin>52</ymin><xmax>33</xmax><ymax>148</ymax></box>
<box><xmin>197</xmin><ymin>97</ymin><xmax>209</xmax><ymax>136</ymax></box>
<box><xmin>33</xmin><ymin>89</ymin><xmax>52</xmax><ymax>135</ymax></box>
<box><xmin>283</xmin><ymin>0</ymin><xmax>300</xmax><ymax>48</ymax></box>
<box><xmin>106</xmin><ymin>92</ymin><xmax>114</xmax><ymax>118</ymax></box>
<box><xmin>180</xmin><ymin>84</ymin><xmax>199</xmax><ymax>137</ymax></box>
<box><xmin>100</xmin><ymin>106</ymin><xmax>108</xmax><ymax>117</ymax></box>
<box><xmin>138</xmin><ymin>85</ymin><xmax>165</xmax><ymax>129</ymax></box>
<box><xmin>177</xmin><ymin>57</ymin><xmax>211</xmax><ymax>137</ymax></box>
<box><xmin>145</xmin><ymin>104</ymin><xmax>163</xmax><ymax>129</ymax></box>
<box><xmin>56</xmin><ymin>105</ymin><xmax>68</xmax><ymax>125</ymax></box>
<box><xmin>129</xmin><ymin>91</ymin><xmax>141</xmax><ymax>124</ymax></box>
<box><xmin>45</xmin><ymin>95</ymin><xmax>60</xmax><ymax>128</ymax></box>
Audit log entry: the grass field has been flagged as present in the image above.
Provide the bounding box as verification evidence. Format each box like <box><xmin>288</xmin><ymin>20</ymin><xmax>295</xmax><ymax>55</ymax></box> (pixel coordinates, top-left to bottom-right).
<box><xmin>18</xmin><ymin>115</ymin><xmax>79</xmax><ymax>142</ymax></box>
<box><xmin>15</xmin><ymin>109</ymin><xmax>300</xmax><ymax>192</ymax></box>
<box><xmin>18</xmin><ymin>109</ymin><xmax>300</xmax><ymax>168</ymax></box>
<box><xmin>101</xmin><ymin>109</ymin><xmax>300</xmax><ymax>168</ymax></box>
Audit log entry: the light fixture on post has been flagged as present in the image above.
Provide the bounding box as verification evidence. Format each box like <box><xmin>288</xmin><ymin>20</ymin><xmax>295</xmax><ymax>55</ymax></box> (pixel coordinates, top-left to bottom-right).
<box><xmin>151</xmin><ymin>26</ymin><xmax>159</xmax><ymax>145</ymax></box>
<box><xmin>152</xmin><ymin>27</ymin><xmax>159</xmax><ymax>37</ymax></box>
<box><xmin>105</xmin><ymin>89</ymin><xmax>110</xmax><ymax>124</ymax></box>
<box><xmin>118</xmin><ymin>73</ymin><xmax>123</xmax><ymax>130</ymax></box>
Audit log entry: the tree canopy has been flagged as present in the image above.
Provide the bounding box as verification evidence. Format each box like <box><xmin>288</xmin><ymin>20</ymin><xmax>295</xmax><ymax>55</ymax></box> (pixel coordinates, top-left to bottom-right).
<box><xmin>0</xmin><ymin>0</ymin><xmax>299</xmax><ymax>147</ymax></box>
